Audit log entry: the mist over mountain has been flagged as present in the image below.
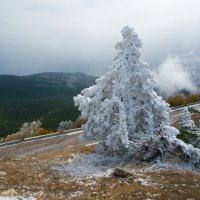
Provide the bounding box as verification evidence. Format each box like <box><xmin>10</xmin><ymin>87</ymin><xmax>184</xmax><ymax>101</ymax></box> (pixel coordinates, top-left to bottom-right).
<box><xmin>1</xmin><ymin>60</ymin><xmax>200</xmax><ymax>138</ymax></box>
<box><xmin>0</xmin><ymin>72</ymin><xmax>96</xmax><ymax>137</ymax></box>
<box><xmin>155</xmin><ymin>51</ymin><xmax>200</xmax><ymax>97</ymax></box>
<box><xmin>179</xmin><ymin>51</ymin><xmax>200</xmax><ymax>91</ymax></box>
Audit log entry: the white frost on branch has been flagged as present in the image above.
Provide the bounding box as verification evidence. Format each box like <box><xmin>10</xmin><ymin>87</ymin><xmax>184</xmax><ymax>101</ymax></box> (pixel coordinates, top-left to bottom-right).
<box><xmin>57</xmin><ymin>120</ymin><xmax>73</xmax><ymax>131</ymax></box>
<box><xmin>162</xmin><ymin>126</ymin><xmax>200</xmax><ymax>166</ymax></box>
<box><xmin>74</xmin><ymin>26</ymin><xmax>169</xmax><ymax>154</ymax></box>
<box><xmin>74</xmin><ymin>26</ymin><xmax>200</xmax><ymax>168</ymax></box>
<box><xmin>20</xmin><ymin>120</ymin><xmax>42</xmax><ymax>137</ymax></box>
<box><xmin>179</xmin><ymin>107</ymin><xmax>196</xmax><ymax>131</ymax></box>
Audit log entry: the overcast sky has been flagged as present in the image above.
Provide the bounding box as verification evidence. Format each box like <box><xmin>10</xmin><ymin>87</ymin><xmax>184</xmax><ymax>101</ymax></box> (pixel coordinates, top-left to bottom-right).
<box><xmin>0</xmin><ymin>0</ymin><xmax>200</xmax><ymax>76</ymax></box>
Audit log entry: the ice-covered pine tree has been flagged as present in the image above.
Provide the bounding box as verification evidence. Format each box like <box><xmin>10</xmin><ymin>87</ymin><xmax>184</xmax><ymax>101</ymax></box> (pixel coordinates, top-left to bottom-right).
<box><xmin>179</xmin><ymin>107</ymin><xmax>195</xmax><ymax>131</ymax></box>
<box><xmin>74</xmin><ymin>26</ymin><xmax>170</xmax><ymax>155</ymax></box>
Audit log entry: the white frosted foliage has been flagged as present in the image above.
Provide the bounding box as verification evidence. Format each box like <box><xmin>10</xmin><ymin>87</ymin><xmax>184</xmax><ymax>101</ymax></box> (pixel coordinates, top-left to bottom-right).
<box><xmin>57</xmin><ymin>120</ymin><xmax>73</xmax><ymax>131</ymax></box>
<box><xmin>179</xmin><ymin>107</ymin><xmax>195</xmax><ymax>131</ymax></box>
<box><xmin>74</xmin><ymin>26</ymin><xmax>200</xmax><ymax>168</ymax></box>
<box><xmin>74</xmin><ymin>26</ymin><xmax>169</xmax><ymax>154</ymax></box>
<box><xmin>20</xmin><ymin>120</ymin><xmax>42</xmax><ymax>136</ymax></box>
<box><xmin>161</xmin><ymin>126</ymin><xmax>200</xmax><ymax>164</ymax></box>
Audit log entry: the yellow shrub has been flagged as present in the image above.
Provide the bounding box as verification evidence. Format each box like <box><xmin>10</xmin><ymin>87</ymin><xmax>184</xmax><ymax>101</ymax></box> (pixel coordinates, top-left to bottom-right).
<box><xmin>168</xmin><ymin>93</ymin><xmax>200</xmax><ymax>107</ymax></box>
<box><xmin>72</xmin><ymin>117</ymin><xmax>87</xmax><ymax>129</ymax></box>
<box><xmin>35</xmin><ymin>128</ymin><xmax>51</xmax><ymax>136</ymax></box>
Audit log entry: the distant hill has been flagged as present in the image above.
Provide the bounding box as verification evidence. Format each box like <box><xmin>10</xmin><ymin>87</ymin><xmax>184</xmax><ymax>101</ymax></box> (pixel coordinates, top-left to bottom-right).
<box><xmin>0</xmin><ymin>72</ymin><xmax>96</xmax><ymax>137</ymax></box>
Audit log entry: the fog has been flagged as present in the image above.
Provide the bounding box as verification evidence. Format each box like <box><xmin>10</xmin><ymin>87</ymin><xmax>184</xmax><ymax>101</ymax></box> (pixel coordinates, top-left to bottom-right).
<box><xmin>155</xmin><ymin>55</ymin><xmax>196</xmax><ymax>97</ymax></box>
<box><xmin>0</xmin><ymin>0</ymin><xmax>200</xmax><ymax>96</ymax></box>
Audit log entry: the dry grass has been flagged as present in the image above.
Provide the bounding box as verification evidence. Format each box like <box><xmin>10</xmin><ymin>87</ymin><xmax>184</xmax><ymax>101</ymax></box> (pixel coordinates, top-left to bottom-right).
<box><xmin>4</xmin><ymin>132</ymin><xmax>23</xmax><ymax>143</ymax></box>
<box><xmin>192</xmin><ymin>112</ymin><xmax>200</xmax><ymax>127</ymax></box>
<box><xmin>36</xmin><ymin>144</ymin><xmax>95</xmax><ymax>162</ymax></box>
<box><xmin>0</xmin><ymin>143</ymin><xmax>200</xmax><ymax>200</ymax></box>
<box><xmin>147</xmin><ymin>170</ymin><xmax>200</xmax><ymax>200</ymax></box>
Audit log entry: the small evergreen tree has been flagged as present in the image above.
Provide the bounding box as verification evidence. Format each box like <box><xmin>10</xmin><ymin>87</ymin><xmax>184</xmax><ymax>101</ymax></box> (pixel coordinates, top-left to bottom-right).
<box><xmin>179</xmin><ymin>108</ymin><xmax>195</xmax><ymax>131</ymax></box>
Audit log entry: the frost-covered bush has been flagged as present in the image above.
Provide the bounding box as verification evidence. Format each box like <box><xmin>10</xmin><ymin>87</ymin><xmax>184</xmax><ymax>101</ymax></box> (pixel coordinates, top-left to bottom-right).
<box><xmin>74</xmin><ymin>26</ymin><xmax>200</xmax><ymax>168</ymax></box>
<box><xmin>3</xmin><ymin>121</ymin><xmax>48</xmax><ymax>143</ymax></box>
<box><xmin>179</xmin><ymin>107</ymin><xmax>195</xmax><ymax>131</ymax></box>
<box><xmin>57</xmin><ymin>120</ymin><xmax>73</xmax><ymax>131</ymax></box>
<box><xmin>20</xmin><ymin>120</ymin><xmax>42</xmax><ymax>137</ymax></box>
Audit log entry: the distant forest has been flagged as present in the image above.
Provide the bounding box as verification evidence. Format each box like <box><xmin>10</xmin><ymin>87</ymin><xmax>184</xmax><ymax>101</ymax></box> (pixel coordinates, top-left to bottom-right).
<box><xmin>0</xmin><ymin>72</ymin><xmax>199</xmax><ymax>138</ymax></box>
<box><xmin>0</xmin><ymin>72</ymin><xmax>96</xmax><ymax>137</ymax></box>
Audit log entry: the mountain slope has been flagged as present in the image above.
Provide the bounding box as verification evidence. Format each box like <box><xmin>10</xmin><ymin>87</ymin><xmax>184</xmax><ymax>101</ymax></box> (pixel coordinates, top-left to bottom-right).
<box><xmin>0</xmin><ymin>72</ymin><xmax>96</xmax><ymax>137</ymax></box>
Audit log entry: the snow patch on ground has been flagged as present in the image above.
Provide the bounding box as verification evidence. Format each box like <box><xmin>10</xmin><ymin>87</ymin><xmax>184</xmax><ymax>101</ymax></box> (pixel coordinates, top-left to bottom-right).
<box><xmin>0</xmin><ymin>197</ymin><xmax>36</xmax><ymax>200</ymax></box>
<box><xmin>156</xmin><ymin>161</ymin><xmax>200</xmax><ymax>173</ymax></box>
<box><xmin>54</xmin><ymin>152</ymin><xmax>200</xmax><ymax>178</ymax></box>
<box><xmin>68</xmin><ymin>191</ymin><xmax>83</xmax><ymax>199</ymax></box>
<box><xmin>130</xmin><ymin>160</ymin><xmax>200</xmax><ymax>174</ymax></box>
<box><xmin>53</xmin><ymin>153</ymin><xmax>122</xmax><ymax>177</ymax></box>
<box><xmin>136</xmin><ymin>178</ymin><xmax>151</xmax><ymax>186</ymax></box>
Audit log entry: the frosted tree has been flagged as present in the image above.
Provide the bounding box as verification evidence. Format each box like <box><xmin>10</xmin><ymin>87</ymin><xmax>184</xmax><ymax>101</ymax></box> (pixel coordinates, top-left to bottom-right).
<box><xmin>179</xmin><ymin>108</ymin><xmax>195</xmax><ymax>131</ymax></box>
<box><xmin>74</xmin><ymin>26</ymin><xmax>200</xmax><ymax>167</ymax></box>
<box><xmin>74</xmin><ymin>26</ymin><xmax>169</xmax><ymax>154</ymax></box>
<box><xmin>57</xmin><ymin>120</ymin><xmax>73</xmax><ymax>131</ymax></box>
<box><xmin>178</xmin><ymin>108</ymin><xmax>200</xmax><ymax>149</ymax></box>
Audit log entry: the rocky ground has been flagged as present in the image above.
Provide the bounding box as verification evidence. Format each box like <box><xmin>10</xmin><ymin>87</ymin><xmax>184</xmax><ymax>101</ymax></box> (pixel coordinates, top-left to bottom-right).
<box><xmin>1</xmin><ymin>111</ymin><xmax>200</xmax><ymax>200</ymax></box>
<box><xmin>0</xmin><ymin>135</ymin><xmax>200</xmax><ymax>199</ymax></box>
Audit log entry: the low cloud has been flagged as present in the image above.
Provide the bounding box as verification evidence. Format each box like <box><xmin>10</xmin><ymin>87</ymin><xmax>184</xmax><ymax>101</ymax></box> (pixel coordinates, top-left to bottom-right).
<box><xmin>155</xmin><ymin>55</ymin><xmax>196</xmax><ymax>97</ymax></box>
<box><xmin>0</xmin><ymin>0</ymin><xmax>200</xmax><ymax>75</ymax></box>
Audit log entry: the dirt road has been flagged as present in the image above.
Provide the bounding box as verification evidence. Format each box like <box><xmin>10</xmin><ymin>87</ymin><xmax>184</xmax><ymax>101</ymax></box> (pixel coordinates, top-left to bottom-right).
<box><xmin>0</xmin><ymin>133</ymin><xmax>83</xmax><ymax>159</ymax></box>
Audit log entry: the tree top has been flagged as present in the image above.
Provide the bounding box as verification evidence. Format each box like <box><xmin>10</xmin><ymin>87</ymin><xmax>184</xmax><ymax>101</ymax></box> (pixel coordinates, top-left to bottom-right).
<box><xmin>116</xmin><ymin>26</ymin><xmax>142</xmax><ymax>52</ymax></box>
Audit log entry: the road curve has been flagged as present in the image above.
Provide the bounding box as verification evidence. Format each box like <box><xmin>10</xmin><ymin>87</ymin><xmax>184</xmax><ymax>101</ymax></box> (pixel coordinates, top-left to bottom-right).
<box><xmin>170</xmin><ymin>103</ymin><xmax>200</xmax><ymax>123</ymax></box>
<box><xmin>1</xmin><ymin>102</ymin><xmax>200</xmax><ymax>150</ymax></box>
<box><xmin>0</xmin><ymin>128</ymin><xmax>83</xmax><ymax>149</ymax></box>
<box><xmin>0</xmin><ymin>130</ymin><xmax>84</xmax><ymax>159</ymax></box>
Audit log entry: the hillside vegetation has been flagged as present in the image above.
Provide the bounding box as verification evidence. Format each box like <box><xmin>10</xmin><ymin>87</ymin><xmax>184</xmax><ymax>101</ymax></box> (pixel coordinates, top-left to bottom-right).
<box><xmin>168</xmin><ymin>93</ymin><xmax>200</xmax><ymax>107</ymax></box>
<box><xmin>0</xmin><ymin>72</ymin><xmax>95</xmax><ymax>137</ymax></box>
